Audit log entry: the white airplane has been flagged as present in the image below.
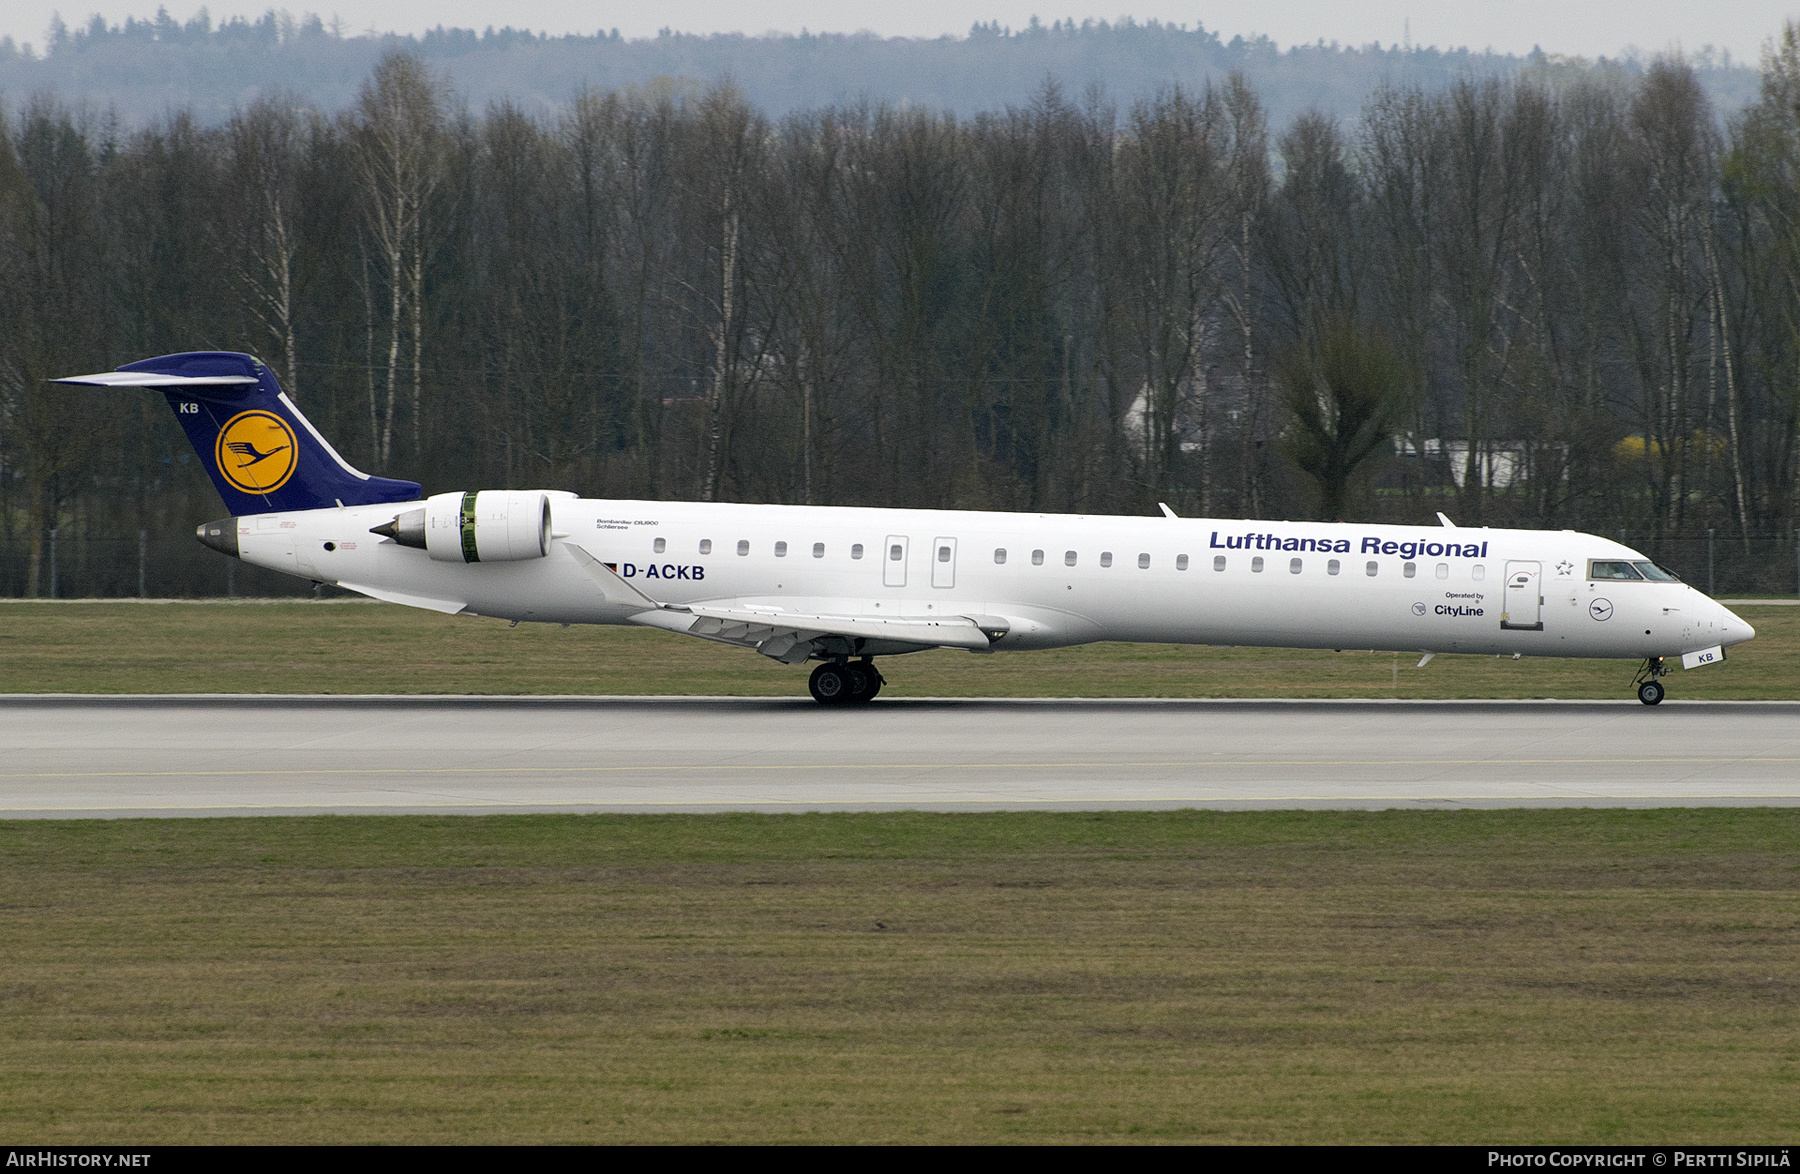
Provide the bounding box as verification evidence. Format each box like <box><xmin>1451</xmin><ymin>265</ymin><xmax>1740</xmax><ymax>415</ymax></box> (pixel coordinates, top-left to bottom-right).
<box><xmin>60</xmin><ymin>351</ymin><xmax>1755</xmax><ymax>706</ymax></box>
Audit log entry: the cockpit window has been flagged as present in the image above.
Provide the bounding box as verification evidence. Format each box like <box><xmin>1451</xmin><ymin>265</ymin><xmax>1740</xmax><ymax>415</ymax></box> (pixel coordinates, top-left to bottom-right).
<box><xmin>1588</xmin><ymin>560</ymin><xmax>1644</xmax><ymax>581</ymax></box>
<box><xmin>1633</xmin><ymin>561</ymin><xmax>1680</xmax><ymax>582</ymax></box>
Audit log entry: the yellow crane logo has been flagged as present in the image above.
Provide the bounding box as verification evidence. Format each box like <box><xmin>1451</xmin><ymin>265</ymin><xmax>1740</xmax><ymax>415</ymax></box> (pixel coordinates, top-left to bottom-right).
<box><xmin>214</xmin><ymin>410</ymin><xmax>297</xmax><ymax>494</ymax></box>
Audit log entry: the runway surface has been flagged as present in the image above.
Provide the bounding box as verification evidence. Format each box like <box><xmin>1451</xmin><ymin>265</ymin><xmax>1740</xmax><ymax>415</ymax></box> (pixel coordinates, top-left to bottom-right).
<box><xmin>1</xmin><ymin>695</ymin><xmax>1797</xmax><ymax>816</ymax></box>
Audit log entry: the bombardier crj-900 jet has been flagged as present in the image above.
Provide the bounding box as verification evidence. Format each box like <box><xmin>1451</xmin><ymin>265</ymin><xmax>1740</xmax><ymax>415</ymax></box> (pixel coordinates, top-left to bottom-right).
<box><xmin>60</xmin><ymin>352</ymin><xmax>1755</xmax><ymax>705</ymax></box>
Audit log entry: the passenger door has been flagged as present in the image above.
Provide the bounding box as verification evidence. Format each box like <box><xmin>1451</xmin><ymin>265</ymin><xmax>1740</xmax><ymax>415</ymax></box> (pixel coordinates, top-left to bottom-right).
<box><xmin>1502</xmin><ymin>561</ymin><xmax>1543</xmax><ymax>631</ymax></box>
<box><xmin>883</xmin><ymin>535</ymin><xmax>909</xmax><ymax>588</ymax></box>
<box><xmin>931</xmin><ymin>537</ymin><xmax>958</xmax><ymax>589</ymax></box>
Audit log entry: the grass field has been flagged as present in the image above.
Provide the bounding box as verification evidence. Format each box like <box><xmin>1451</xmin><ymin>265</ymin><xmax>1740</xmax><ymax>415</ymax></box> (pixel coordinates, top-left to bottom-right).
<box><xmin>1</xmin><ymin>600</ymin><xmax>1796</xmax><ymax>698</ymax></box>
<box><xmin>3</xmin><ymin>607</ymin><xmax>1794</xmax><ymax>1143</ymax></box>
<box><xmin>1</xmin><ymin>810</ymin><xmax>1796</xmax><ymax>1144</ymax></box>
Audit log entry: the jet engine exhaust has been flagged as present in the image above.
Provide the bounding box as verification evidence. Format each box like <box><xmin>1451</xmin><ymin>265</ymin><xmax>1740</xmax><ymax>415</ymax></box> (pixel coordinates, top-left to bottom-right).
<box><xmin>370</xmin><ymin>507</ymin><xmax>427</xmax><ymax>550</ymax></box>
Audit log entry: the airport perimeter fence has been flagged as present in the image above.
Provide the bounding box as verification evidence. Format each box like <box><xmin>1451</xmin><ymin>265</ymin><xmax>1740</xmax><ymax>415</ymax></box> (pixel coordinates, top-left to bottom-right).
<box><xmin>0</xmin><ymin>528</ymin><xmax>1797</xmax><ymax>600</ymax></box>
<box><xmin>0</xmin><ymin>534</ymin><xmax>322</xmax><ymax>599</ymax></box>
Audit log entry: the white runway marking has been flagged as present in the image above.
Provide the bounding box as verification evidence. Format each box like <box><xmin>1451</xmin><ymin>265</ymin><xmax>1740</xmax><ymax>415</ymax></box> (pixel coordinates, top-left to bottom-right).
<box><xmin>2</xmin><ymin>696</ymin><xmax>1797</xmax><ymax>816</ymax></box>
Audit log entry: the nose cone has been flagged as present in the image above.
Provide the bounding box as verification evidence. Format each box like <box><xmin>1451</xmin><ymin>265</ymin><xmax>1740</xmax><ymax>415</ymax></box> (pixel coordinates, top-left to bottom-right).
<box><xmin>1718</xmin><ymin>605</ymin><xmax>1755</xmax><ymax>647</ymax></box>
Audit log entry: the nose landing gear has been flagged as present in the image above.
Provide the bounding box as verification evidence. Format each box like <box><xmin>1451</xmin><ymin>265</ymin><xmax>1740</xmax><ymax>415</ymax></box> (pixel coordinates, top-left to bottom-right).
<box><xmin>1632</xmin><ymin>657</ymin><xmax>1668</xmax><ymax>705</ymax></box>
<box><xmin>808</xmin><ymin>658</ymin><xmax>884</xmax><ymax>706</ymax></box>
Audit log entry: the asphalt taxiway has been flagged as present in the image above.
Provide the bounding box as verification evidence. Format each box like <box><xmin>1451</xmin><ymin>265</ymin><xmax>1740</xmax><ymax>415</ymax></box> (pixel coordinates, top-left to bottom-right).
<box><xmin>1</xmin><ymin>695</ymin><xmax>1796</xmax><ymax>817</ymax></box>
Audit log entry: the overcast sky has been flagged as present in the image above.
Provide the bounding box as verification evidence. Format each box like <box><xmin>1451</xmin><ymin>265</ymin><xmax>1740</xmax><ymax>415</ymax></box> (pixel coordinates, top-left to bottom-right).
<box><xmin>6</xmin><ymin>1</ymin><xmax>1794</xmax><ymax>66</ymax></box>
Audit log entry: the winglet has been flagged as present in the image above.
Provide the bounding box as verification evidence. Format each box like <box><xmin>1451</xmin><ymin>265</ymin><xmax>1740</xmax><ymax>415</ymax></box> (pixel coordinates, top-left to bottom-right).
<box><xmin>1158</xmin><ymin>502</ymin><xmax>1179</xmax><ymax>519</ymax></box>
<box><xmin>1436</xmin><ymin>512</ymin><xmax>1457</xmax><ymax>528</ymax></box>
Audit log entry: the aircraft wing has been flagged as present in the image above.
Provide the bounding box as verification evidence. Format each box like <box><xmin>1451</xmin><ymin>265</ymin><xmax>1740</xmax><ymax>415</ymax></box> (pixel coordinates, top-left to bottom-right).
<box><xmin>563</xmin><ymin>543</ymin><xmax>1000</xmax><ymax>661</ymax></box>
<box><xmin>681</xmin><ymin>604</ymin><xmax>993</xmax><ymax>656</ymax></box>
<box><xmin>338</xmin><ymin>580</ymin><xmax>469</xmax><ymax>615</ymax></box>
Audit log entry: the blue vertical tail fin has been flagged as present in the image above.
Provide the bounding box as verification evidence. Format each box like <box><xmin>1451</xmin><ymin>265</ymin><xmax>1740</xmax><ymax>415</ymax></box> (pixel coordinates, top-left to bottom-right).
<box><xmin>55</xmin><ymin>351</ymin><xmax>421</xmax><ymax>514</ymax></box>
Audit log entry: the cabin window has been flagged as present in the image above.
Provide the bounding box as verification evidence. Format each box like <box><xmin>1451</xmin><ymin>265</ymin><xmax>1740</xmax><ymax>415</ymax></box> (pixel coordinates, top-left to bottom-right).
<box><xmin>1403</xmin><ymin>561</ymin><xmax>1416</xmax><ymax>578</ymax></box>
<box><xmin>737</xmin><ymin>540</ymin><xmax>750</xmax><ymax>556</ymax></box>
<box><xmin>1589</xmin><ymin>560</ymin><xmax>1644</xmax><ymax>580</ymax></box>
<box><xmin>1100</xmin><ymin>551</ymin><xmax>1113</xmax><ymax>567</ymax></box>
<box><xmin>1328</xmin><ymin>559</ymin><xmax>1340</xmax><ymax>576</ymax></box>
<box><xmin>1435</xmin><ymin>562</ymin><xmax>1449</xmax><ymax>579</ymax></box>
<box><xmin>775</xmin><ymin>541</ymin><xmax>788</xmax><ymax>557</ymax></box>
<box><xmin>937</xmin><ymin>544</ymin><xmax>952</xmax><ymax>563</ymax></box>
<box><xmin>1251</xmin><ymin>556</ymin><xmax>1265</xmax><ymax>573</ymax></box>
<box><xmin>994</xmin><ymin>548</ymin><xmax>1007</xmax><ymax>564</ymax></box>
<box><xmin>1065</xmin><ymin>550</ymin><xmax>1078</xmax><ymax>566</ymax></box>
<box><xmin>1290</xmin><ymin>558</ymin><xmax>1303</xmax><ymax>574</ymax></box>
<box><xmin>653</xmin><ymin>537</ymin><xmax>666</xmax><ymax>554</ymax></box>
<box><xmin>1138</xmin><ymin>553</ymin><xmax>1151</xmax><ymax>569</ymax></box>
<box><xmin>1365</xmin><ymin>561</ymin><xmax>1379</xmax><ymax>577</ymax></box>
<box><xmin>812</xmin><ymin>542</ymin><xmax>825</xmax><ymax>558</ymax></box>
<box><xmin>1471</xmin><ymin>564</ymin><xmax>1484</xmax><ymax>581</ymax></box>
<box><xmin>699</xmin><ymin>539</ymin><xmax>712</xmax><ymax>555</ymax></box>
<box><xmin>1032</xmin><ymin>549</ymin><xmax>1045</xmax><ymax>566</ymax></box>
<box><xmin>889</xmin><ymin>544</ymin><xmax>903</xmax><ymax>561</ymax></box>
<box><xmin>851</xmin><ymin>543</ymin><xmax>864</xmax><ymax>559</ymax></box>
<box><xmin>1213</xmin><ymin>555</ymin><xmax>1226</xmax><ymax>571</ymax></box>
<box><xmin>1177</xmin><ymin>554</ymin><xmax>1189</xmax><ymax>570</ymax></box>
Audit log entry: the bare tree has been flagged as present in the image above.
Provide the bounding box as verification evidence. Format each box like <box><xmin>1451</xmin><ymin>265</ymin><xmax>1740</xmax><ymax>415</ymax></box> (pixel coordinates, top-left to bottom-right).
<box><xmin>1279</xmin><ymin>320</ymin><xmax>1411</xmax><ymax>521</ymax></box>
<box><xmin>1111</xmin><ymin>85</ymin><xmax>1231</xmax><ymax>509</ymax></box>
<box><xmin>1360</xmin><ymin>83</ymin><xmax>1443</xmax><ymax>513</ymax></box>
<box><xmin>348</xmin><ymin>51</ymin><xmax>447</xmax><ymax>466</ymax></box>
<box><xmin>1729</xmin><ymin>20</ymin><xmax>1800</xmax><ymax>528</ymax></box>
<box><xmin>1219</xmin><ymin>74</ymin><xmax>1271</xmax><ymax>516</ymax></box>
<box><xmin>1627</xmin><ymin>58</ymin><xmax>1718</xmax><ymax>536</ymax></box>
<box><xmin>221</xmin><ymin>96</ymin><xmax>307</xmax><ymax>396</ymax></box>
<box><xmin>0</xmin><ymin>99</ymin><xmax>110</xmax><ymax>594</ymax></box>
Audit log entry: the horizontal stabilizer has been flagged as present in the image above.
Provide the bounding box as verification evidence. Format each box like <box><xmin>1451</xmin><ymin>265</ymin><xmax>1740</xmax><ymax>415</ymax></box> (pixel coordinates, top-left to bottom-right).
<box><xmin>54</xmin><ymin>371</ymin><xmax>259</xmax><ymax>388</ymax></box>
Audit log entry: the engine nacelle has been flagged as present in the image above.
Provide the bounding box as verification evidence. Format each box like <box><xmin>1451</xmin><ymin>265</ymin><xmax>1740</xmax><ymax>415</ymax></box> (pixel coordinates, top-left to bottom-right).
<box><xmin>373</xmin><ymin>490</ymin><xmax>552</xmax><ymax>563</ymax></box>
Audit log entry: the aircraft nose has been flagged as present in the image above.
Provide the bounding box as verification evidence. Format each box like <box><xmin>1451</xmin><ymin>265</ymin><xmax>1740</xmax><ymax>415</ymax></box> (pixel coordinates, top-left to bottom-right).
<box><xmin>1719</xmin><ymin>605</ymin><xmax>1755</xmax><ymax>647</ymax></box>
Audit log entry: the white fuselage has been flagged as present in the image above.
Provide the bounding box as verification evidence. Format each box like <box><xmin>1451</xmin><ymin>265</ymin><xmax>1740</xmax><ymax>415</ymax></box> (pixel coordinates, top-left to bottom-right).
<box><xmin>232</xmin><ymin>497</ymin><xmax>1755</xmax><ymax>661</ymax></box>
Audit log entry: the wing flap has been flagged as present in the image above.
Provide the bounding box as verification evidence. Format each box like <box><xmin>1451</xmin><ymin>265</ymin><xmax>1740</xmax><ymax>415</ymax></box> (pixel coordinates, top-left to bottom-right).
<box><xmin>679</xmin><ymin>604</ymin><xmax>993</xmax><ymax>651</ymax></box>
<box><xmin>560</xmin><ymin>542</ymin><xmax>997</xmax><ymax>657</ymax></box>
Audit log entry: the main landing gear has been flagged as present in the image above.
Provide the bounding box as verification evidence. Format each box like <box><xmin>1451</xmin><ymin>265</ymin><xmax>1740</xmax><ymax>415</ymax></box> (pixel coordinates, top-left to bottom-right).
<box><xmin>1633</xmin><ymin>656</ymin><xmax>1668</xmax><ymax>706</ymax></box>
<box><xmin>808</xmin><ymin>658</ymin><xmax>884</xmax><ymax>706</ymax></box>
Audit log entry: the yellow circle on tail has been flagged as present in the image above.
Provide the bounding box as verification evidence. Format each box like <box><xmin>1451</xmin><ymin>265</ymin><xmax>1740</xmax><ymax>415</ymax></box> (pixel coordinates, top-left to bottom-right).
<box><xmin>215</xmin><ymin>410</ymin><xmax>298</xmax><ymax>494</ymax></box>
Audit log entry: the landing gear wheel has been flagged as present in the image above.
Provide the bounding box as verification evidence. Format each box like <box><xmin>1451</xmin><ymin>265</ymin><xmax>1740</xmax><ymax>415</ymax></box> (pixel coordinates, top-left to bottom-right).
<box><xmin>858</xmin><ymin>659</ymin><xmax>884</xmax><ymax>701</ymax></box>
<box><xmin>843</xmin><ymin>662</ymin><xmax>875</xmax><ymax>703</ymax></box>
<box><xmin>1637</xmin><ymin>680</ymin><xmax>1665</xmax><ymax>706</ymax></box>
<box><xmin>809</xmin><ymin>663</ymin><xmax>850</xmax><ymax>705</ymax></box>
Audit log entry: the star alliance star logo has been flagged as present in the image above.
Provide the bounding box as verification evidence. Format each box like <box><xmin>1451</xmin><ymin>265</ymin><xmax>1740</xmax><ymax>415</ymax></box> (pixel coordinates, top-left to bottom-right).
<box><xmin>1555</xmin><ymin>560</ymin><xmax>1574</xmax><ymax>576</ymax></box>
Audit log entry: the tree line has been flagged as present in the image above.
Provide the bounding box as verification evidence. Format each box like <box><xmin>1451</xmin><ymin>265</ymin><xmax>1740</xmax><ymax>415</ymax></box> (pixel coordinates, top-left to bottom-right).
<box><xmin>3</xmin><ymin>35</ymin><xmax>1800</xmax><ymax>596</ymax></box>
<box><xmin>9</xmin><ymin>10</ymin><xmax>1748</xmax><ymax>132</ymax></box>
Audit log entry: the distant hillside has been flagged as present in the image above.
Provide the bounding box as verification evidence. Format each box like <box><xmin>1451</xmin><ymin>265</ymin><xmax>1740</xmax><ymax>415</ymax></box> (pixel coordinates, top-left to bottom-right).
<box><xmin>0</xmin><ymin>11</ymin><xmax>1765</xmax><ymax>127</ymax></box>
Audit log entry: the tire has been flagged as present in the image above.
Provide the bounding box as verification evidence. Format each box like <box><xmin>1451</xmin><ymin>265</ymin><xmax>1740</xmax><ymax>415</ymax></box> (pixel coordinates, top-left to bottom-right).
<box><xmin>809</xmin><ymin>663</ymin><xmax>850</xmax><ymax>705</ymax></box>
<box><xmin>860</xmin><ymin>661</ymin><xmax>883</xmax><ymax>701</ymax></box>
<box><xmin>1637</xmin><ymin>680</ymin><xmax>1665</xmax><ymax>706</ymax></box>
<box><xmin>843</xmin><ymin>663</ymin><xmax>875</xmax><ymax>703</ymax></box>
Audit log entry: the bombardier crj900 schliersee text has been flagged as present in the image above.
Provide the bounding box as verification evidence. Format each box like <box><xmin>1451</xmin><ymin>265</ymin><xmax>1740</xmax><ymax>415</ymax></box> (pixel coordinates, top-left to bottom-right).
<box><xmin>60</xmin><ymin>352</ymin><xmax>1755</xmax><ymax>705</ymax></box>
